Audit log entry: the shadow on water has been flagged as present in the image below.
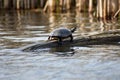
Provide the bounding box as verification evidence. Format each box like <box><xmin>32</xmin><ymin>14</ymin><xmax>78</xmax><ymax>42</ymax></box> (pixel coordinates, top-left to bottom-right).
<box><xmin>48</xmin><ymin>46</ymin><xmax>75</xmax><ymax>57</ymax></box>
<box><xmin>28</xmin><ymin>46</ymin><xmax>75</xmax><ymax>57</ymax></box>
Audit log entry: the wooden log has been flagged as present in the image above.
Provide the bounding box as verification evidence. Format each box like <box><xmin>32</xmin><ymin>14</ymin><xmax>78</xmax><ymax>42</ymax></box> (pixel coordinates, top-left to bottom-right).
<box><xmin>22</xmin><ymin>30</ymin><xmax>120</xmax><ymax>52</ymax></box>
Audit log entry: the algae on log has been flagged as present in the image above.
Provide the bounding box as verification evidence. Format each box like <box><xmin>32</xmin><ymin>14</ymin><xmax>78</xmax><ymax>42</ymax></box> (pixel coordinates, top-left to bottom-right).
<box><xmin>22</xmin><ymin>30</ymin><xmax>120</xmax><ymax>52</ymax></box>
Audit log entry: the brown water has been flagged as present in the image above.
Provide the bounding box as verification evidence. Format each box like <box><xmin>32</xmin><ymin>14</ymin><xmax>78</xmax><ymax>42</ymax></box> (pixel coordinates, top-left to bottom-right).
<box><xmin>0</xmin><ymin>10</ymin><xmax>120</xmax><ymax>80</ymax></box>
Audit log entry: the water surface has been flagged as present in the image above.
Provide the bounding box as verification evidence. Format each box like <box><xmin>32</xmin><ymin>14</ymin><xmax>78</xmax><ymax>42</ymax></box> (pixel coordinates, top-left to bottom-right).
<box><xmin>0</xmin><ymin>11</ymin><xmax>120</xmax><ymax>80</ymax></box>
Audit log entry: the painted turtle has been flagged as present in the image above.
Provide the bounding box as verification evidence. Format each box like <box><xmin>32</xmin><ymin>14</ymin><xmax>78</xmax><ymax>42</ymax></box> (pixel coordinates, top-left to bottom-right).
<box><xmin>48</xmin><ymin>27</ymin><xmax>76</xmax><ymax>43</ymax></box>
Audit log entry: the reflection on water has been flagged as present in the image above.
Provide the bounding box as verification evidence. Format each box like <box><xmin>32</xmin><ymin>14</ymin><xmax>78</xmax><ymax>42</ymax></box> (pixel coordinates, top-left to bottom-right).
<box><xmin>50</xmin><ymin>46</ymin><xmax>75</xmax><ymax>57</ymax></box>
<box><xmin>0</xmin><ymin>10</ymin><xmax>49</xmax><ymax>48</ymax></box>
<box><xmin>0</xmin><ymin>11</ymin><xmax>120</xmax><ymax>80</ymax></box>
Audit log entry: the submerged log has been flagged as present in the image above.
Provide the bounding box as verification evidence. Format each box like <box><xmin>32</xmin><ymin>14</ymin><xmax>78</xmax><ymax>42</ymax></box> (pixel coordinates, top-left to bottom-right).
<box><xmin>22</xmin><ymin>30</ymin><xmax>120</xmax><ymax>52</ymax></box>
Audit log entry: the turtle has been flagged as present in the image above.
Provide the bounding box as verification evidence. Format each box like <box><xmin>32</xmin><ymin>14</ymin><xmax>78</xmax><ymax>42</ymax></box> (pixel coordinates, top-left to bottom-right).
<box><xmin>48</xmin><ymin>27</ymin><xmax>76</xmax><ymax>44</ymax></box>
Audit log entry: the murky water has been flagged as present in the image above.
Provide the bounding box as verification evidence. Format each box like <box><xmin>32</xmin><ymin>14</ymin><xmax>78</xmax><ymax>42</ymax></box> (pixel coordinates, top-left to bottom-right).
<box><xmin>0</xmin><ymin>10</ymin><xmax>120</xmax><ymax>80</ymax></box>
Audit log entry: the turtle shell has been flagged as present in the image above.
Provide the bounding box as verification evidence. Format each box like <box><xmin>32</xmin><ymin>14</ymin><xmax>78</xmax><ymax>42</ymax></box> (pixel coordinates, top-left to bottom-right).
<box><xmin>50</xmin><ymin>28</ymin><xmax>72</xmax><ymax>37</ymax></box>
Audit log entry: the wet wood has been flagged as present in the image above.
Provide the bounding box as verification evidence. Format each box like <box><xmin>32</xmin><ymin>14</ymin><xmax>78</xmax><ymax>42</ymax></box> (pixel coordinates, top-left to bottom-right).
<box><xmin>22</xmin><ymin>30</ymin><xmax>120</xmax><ymax>52</ymax></box>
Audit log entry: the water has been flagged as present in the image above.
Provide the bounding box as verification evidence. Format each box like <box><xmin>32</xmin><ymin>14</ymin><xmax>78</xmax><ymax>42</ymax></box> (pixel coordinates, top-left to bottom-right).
<box><xmin>0</xmin><ymin>10</ymin><xmax>120</xmax><ymax>80</ymax></box>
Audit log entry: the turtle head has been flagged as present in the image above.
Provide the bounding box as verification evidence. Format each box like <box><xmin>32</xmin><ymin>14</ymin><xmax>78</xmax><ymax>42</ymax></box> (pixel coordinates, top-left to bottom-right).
<box><xmin>70</xmin><ymin>27</ymin><xmax>77</xmax><ymax>33</ymax></box>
